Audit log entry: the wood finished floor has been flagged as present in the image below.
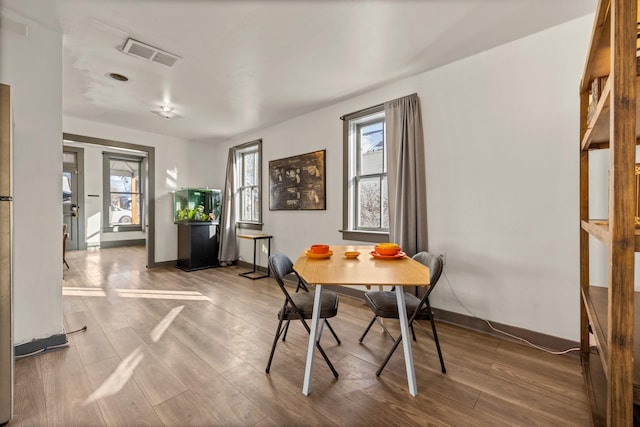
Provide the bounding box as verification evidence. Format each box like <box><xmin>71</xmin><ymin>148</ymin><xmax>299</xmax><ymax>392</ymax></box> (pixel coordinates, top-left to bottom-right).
<box><xmin>9</xmin><ymin>246</ymin><xmax>590</xmax><ymax>426</ymax></box>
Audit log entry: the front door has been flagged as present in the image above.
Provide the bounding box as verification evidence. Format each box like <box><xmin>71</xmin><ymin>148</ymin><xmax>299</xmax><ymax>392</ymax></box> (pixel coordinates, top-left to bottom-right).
<box><xmin>63</xmin><ymin>148</ymin><xmax>83</xmax><ymax>251</ymax></box>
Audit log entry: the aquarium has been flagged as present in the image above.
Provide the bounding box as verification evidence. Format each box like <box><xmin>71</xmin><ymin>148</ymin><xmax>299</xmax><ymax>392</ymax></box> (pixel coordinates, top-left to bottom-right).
<box><xmin>173</xmin><ymin>188</ymin><xmax>222</xmax><ymax>223</ymax></box>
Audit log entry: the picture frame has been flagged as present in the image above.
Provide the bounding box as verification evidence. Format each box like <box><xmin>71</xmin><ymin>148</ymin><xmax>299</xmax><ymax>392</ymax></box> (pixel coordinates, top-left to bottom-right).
<box><xmin>269</xmin><ymin>149</ymin><xmax>326</xmax><ymax>210</ymax></box>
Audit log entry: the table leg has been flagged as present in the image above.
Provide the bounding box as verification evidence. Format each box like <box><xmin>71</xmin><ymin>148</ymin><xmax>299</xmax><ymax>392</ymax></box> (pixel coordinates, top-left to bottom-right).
<box><xmin>252</xmin><ymin>239</ymin><xmax>257</xmax><ymax>273</ymax></box>
<box><xmin>266</xmin><ymin>238</ymin><xmax>271</xmax><ymax>277</ymax></box>
<box><xmin>302</xmin><ymin>284</ymin><xmax>323</xmax><ymax>396</ymax></box>
<box><xmin>239</xmin><ymin>237</ymin><xmax>271</xmax><ymax>280</ymax></box>
<box><xmin>395</xmin><ymin>286</ymin><xmax>417</xmax><ymax>396</ymax></box>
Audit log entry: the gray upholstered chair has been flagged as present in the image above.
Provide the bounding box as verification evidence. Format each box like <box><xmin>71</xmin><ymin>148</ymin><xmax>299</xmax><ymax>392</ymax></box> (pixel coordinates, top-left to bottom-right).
<box><xmin>359</xmin><ymin>251</ymin><xmax>446</xmax><ymax>376</ymax></box>
<box><xmin>265</xmin><ymin>251</ymin><xmax>341</xmax><ymax>378</ymax></box>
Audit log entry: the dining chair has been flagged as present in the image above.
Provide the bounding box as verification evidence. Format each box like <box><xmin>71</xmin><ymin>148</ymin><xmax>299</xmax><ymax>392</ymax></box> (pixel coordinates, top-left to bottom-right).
<box><xmin>280</xmin><ymin>274</ymin><xmax>341</xmax><ymax>345</ymax></box>
<box><xmin>265</xmin><ymin>251</ymin><xmax>341</xmax><ymax>378</ymax></box>
<box><xmin>63</xmin><ymin>224</ymin><xmax>70</xmax><ymax>269</ymax></box>
<box><xmin>359</xmin><ymin>251</ymin><xmax>446</xmax><ymax>376</ymax></box>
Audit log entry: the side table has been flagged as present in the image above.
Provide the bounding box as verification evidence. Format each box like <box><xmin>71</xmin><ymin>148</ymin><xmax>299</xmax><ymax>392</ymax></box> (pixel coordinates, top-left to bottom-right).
<box><xmin>237</xmin><ymin>234</ymin><xmax>272</xmax><ymax>279</ymax></box>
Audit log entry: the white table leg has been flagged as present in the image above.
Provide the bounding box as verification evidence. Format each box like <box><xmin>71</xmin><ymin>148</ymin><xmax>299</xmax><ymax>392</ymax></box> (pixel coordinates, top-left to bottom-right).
<box><xmin>395</xmin><ymin>286</ymin><xmax>417</xmax><ymax>396</ymax></box>
<box><xmin>302</xmin><ymin>284</ymin><xmax>323</xmax><ymax>396</ymax></box>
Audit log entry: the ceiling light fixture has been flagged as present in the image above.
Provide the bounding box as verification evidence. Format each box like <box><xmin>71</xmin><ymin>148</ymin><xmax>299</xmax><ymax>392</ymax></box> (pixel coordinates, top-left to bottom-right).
<box><xmin>152</xmin><ymin>106</ymin><xmax>181</xmax><ymax>120</ymax></box>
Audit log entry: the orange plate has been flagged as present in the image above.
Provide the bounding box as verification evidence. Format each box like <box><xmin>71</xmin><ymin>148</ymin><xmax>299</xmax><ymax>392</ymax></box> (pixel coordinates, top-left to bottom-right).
<box><xmin>305</xmin><ymin>250</ymin><xmax>333</xmax><ymax>259</ymax></box>
<box><xmin>370</xmin><ymin>251</ymin><xmax>406</xmax><ymax>260</ymax></box>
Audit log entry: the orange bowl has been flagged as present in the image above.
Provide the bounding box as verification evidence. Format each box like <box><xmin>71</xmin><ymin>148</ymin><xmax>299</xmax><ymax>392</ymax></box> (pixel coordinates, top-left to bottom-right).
<box><xmin>375</xmin><ymin>243</ymin><xmax>400</xmax><ymax>256</ymax></box>
<box><xmin>310</xmin><ymin>244</ymin><xmax>330</xmax><ymax>254</ymax></box>
<box><xmin>344</xmin><ymin>251</ymin><xmax>360</xmax><ymax>259</ymax></box>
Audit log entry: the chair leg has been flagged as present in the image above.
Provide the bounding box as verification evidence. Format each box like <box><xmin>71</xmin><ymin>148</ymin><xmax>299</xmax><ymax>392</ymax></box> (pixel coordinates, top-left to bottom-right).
<box><xmin>63</xmin><ymin>259</ymin><xmax>70</xmax><ymax>269</ymax></box>
<box><xmin>299</xmin><ymin>318</ymin><xmax>339</xmax><ymax>378</ymax></box>
<box><xmin>375</xmin><ymin>321</ymin><xmax>416</xmax><ymax>376</ymax></box>
<box><xmin>411</xmin><ymin>323</ymin><xmax>417</xmax><ymax>341</ymax></box>
<box><xmin>429</xmin><ymin>316</ymin><xmax>446</xmax><ymax>374</ymax></box>
<box><xmin>359</xmin><ymin>316</ymin><xmax>377</xmax><ymax>343</ymax></box>
<box><xmin>376</xmin><ymin>335</ymin><xmax>402</xmax><ymax>376</ymax></box>
<box><xmin>324</xmin><ymin>320</ymin><xmax>341</xmax><ymax>345</ymax></box>
<box><xmin>375</xmin><ymin>317</ymin><xmax>395</xmax><ymax>341</ymax></box>
<box><xmin>266</xmin><ymin>318</ymin><xmax>285</xmax><ymax>373</ymax></box>
<box><xmin>282</xmin><ymin>320</ymin><xmax>290</xmax><ymax>342</ymax></box>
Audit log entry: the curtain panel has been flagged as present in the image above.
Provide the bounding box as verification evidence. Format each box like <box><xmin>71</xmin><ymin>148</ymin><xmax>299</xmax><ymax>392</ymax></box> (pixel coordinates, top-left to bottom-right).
<box><xmin>385</xmin><ymin>93</ymin><xmax>428</xmax><ymax>256</ymax></box>
<box><xmin>218</xmin><ymin>147</ymin><xmax>238</xmax><ymax>263</ymax></box>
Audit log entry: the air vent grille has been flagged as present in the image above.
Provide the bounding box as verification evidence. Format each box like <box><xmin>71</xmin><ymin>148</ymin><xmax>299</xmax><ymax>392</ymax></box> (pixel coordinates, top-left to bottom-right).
<box><xmin>121</xmin><ymin>38</ymin><xmax>181</xmax><ymax>68</ymax></box>
<box><xmin>152</xmin><ymin>51</ymin><xmax>179</xmax><ymax>67</ymax></box>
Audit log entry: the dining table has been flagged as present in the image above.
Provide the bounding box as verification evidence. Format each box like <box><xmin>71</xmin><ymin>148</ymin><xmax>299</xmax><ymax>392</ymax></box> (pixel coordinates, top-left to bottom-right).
<box><xmin>292</xmin><ymin>244</ymin><xmax>431</xmax><ymax>397</ymax></box>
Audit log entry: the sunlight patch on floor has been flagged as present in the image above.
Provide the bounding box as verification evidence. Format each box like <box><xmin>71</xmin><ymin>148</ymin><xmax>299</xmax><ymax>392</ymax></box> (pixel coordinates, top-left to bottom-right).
<box><xmin>63</xmin><ymin>287</ymin><xmax>106</xmax><ymax>297</ymax></box>
<box><xmin>151</xmin><ymin>305</ymin><xmax>184</xmax><ymax>342</ymax></box>
<box><xmin>63</xmin><ymin>287</ymin><xmax>210</xmax><ymax>301</ymax></box>
<box><xmin>83</xmin><ymin>347</ymin><xmax>144</xmax><ymax>405</ymax></box>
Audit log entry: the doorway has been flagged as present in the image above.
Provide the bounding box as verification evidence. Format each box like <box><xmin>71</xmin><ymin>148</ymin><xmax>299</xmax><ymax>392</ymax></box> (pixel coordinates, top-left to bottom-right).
<box><xmin>62</xmin><ymin>133</ymin><xmax>157</xmax><ymax>268</ymax></box>
<box><xmin>62</xmin><ymin>147</ymin><xmax>84</xmax><ymax>251</ymax></box>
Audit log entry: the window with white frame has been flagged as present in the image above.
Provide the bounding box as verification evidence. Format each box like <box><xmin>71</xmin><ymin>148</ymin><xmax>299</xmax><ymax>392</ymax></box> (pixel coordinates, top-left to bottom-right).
<box><xmin>343</xmin><ymin>107</ymin><xmax>389</xmax><ymax>242</ymax></box>
<box><xmin>102</xmin><ymin>153</ymin><xmax>145</xmax><ymax>231</ymax></box>
<box><xmin>236</xmin><ymin>140</ymin><xmax>262</xmax><ymax>229</ymax></box>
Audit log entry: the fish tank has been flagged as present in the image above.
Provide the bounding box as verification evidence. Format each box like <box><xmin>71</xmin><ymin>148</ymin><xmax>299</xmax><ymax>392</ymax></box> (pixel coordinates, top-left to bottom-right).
<box><xmin>173</xmin><ymin>188</ymin><xmax>222</xmax><ymax>223</ymax></box>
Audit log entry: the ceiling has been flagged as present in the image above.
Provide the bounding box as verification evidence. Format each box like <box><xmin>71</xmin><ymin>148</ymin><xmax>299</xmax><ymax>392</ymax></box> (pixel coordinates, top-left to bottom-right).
<box><xmin>7</xmin><ymin>0</ymin><xmax>597</xmax><ymax>142</ymax></box>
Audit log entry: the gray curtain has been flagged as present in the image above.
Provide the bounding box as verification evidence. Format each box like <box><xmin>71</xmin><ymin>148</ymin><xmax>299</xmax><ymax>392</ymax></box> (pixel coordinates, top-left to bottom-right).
<box><xmin>385</xmin><ymin>93</ymin><xmax>428</xmax><ymax>257</ymax></box>
<box><xmin>218</xmin><ymin>147</ymin><xmax>237</xmax><ymax>263</ymax></box>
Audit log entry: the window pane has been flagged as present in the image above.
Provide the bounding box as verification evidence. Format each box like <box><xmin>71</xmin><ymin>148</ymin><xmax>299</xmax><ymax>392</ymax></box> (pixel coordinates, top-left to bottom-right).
<box><xmin>381</xmin><ymin>175</ymin><xmax>389</xmax><ymax>229</ymax></box>
<box><xmin>63</xmin><ymin>152</ymin><xmax>76</xmax><ymax>164</ymax></box>
<box><xmin>109</xmin><ymin>193</ymin><xmax>140</xmax><ymax>225</ymax></box>
<box><xmin>358</xmin><ymin>177</ymin><xmax>381</xmax><ymax>228</ymax></box>
<box><xmin>243</xmin><ymin>152</ymin><xmax>256</xmax><ymax>186</ymax></box>
<box><xmin>240</xmin><ymin>187</ymin><xmax>252</xmax><ymax>221</ymax></box>
<box><xmin>110</xmin><ymin>160</ymin><xmax>140</xmax><ymax>193</ymax></box>
<box><xmin>63</xmin><ymin>172</ymin><xmax>72</xmax><ymax>203</ymax></box>
<box><xmin>252</xmin><ymin>187</ymin><xmax>260</xmax><ymax>222</ymax></box>
<box><xmin>359</xmin><ymin>122</ymin><xmax>384</xmax><ymax>175</ymax></box>
<box><xmin>109</xmin><ymin>193</ymin><xmax>141</xmax><ymax>225</ymax></box>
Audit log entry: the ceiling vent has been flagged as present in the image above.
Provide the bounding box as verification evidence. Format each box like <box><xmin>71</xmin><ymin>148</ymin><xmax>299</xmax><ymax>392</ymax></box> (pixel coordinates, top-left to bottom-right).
<box><xmin>121</xmin><ymin>38</ymin><xmax>181</xmax><ymax>68</ymax></box>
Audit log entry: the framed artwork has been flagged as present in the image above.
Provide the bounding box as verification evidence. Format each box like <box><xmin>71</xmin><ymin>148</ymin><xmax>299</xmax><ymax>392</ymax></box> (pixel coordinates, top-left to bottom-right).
<box><xmin>269</xmin><ymin>149</ymin><xmax>326</xmax><ymax>210</ymax></box>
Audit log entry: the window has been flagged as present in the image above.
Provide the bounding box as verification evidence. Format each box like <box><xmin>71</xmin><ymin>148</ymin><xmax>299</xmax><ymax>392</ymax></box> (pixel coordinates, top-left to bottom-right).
<box><xmin>235</xmin><ymin>140</ymin><xmax>262</xmax><ymax>229</ymax></box>
<box><xmin>103</xmin><ymin>153</ymin><xmax>144</xmax><ymax>231</ymax></box>
<box><xmin>343</xmin><ymin>107</ymin><xmax>389</xmax><ymax>242</ymax></box>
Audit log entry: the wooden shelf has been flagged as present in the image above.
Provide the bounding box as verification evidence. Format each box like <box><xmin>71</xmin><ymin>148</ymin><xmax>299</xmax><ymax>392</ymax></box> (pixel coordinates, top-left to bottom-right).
<box><xmin>582</xmin><ymin>286</ymin><xmax>640</xmax><ymax>404</ymax></box>
<box><xmin>582</xmin><ymin>77</ymin><xmax>640</xmax><ymax>150</ymax></box>
<box><xmin>581</xmin><ymin>220</ymin><xmax>640</xmax><ymax>250</ymax></box>
<box><xmin>583</xmin><ymin>346</ymin><xmax>608</xmax><ymax>427</ymax></box>
<box><xmin>580</xmin><ymin>0</ymin><xmax>610</xmax><ymax>91</ymax></box>
<box><xmin>579</xmin><ymin>0</ymin><xmax>637</xmax><ymax>423</ymax></box>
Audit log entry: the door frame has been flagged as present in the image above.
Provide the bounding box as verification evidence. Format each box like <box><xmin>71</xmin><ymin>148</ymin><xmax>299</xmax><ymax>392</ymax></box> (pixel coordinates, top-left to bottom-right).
<box><xmin>62</xmin><ymin>133</ymin><xmax>157</xmax><ymax>268</ymax></box>
<box><xmin>0</xmin><ymin>82</ymin><xmax>13</xmax><ymax>425</ymax></box>
<box><xmin>63</xmin><ymin>146</ymin><xmax>85</xmax><ymax>251</ymax></box>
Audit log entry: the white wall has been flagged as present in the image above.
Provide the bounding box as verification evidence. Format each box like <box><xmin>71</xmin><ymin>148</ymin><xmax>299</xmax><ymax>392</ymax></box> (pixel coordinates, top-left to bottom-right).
<box><xmin>0</xmin><ymin>7</ymin><xmax>63</xmax><ymax>344</ymax></box>
<box><xmin>208</xmin><ymin>16</ymin><xmax>593</xmax><ymax>341</ymax></box>
<box><xmin>63</xmin><ymin>117</ymin><xmax>217</xmax><ymax>263</ymax></box>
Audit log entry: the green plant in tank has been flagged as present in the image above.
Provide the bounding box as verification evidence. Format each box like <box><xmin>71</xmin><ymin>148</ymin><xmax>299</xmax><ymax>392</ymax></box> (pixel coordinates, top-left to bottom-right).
<box><xmin>193</xmin><ymin>205</ymin><xmax>206</xmax><ymax>221</ymax></box>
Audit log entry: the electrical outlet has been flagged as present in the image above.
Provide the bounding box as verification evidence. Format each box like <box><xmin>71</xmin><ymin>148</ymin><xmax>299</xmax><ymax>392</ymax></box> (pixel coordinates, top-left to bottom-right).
<box><xmin>438</xmin><ymin>252</ymin><xmax>446</xmax><ymax>265</ymax></box>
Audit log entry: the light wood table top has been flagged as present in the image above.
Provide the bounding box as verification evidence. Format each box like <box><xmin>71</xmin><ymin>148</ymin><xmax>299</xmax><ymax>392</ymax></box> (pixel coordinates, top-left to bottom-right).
<box><xmin>236</xmin><ymin>233</ymin><xmax>272</xmax><ymax>239</ymax></box>
<box><xmin>293</xmin><ymin>245</ymin><xmax>430</xmax><ymax>287</ymax></box>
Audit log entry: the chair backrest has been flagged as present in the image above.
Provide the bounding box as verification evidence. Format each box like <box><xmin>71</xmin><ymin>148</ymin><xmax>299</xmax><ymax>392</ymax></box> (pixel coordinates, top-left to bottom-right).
<box><xmin>269</xmin><ymin>251</ymin><xmax>294</xmax><ymax>288</ymax></box>
<box><xmin>412</xmin><ymin>251</ymin><xmax>443</xmax><ymax>299</ymax></box>
<box><xmin>268</xmin><ymin>252</ymin><xmax>303</xmax><ymax>310</ymax></box>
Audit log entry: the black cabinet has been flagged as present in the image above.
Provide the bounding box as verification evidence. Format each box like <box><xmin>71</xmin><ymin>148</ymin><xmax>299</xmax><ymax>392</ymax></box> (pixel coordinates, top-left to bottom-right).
<box><xmin>176</xmin><ymin>223</ymin><xmax>219</xmax><ymax>271</ymax></box>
